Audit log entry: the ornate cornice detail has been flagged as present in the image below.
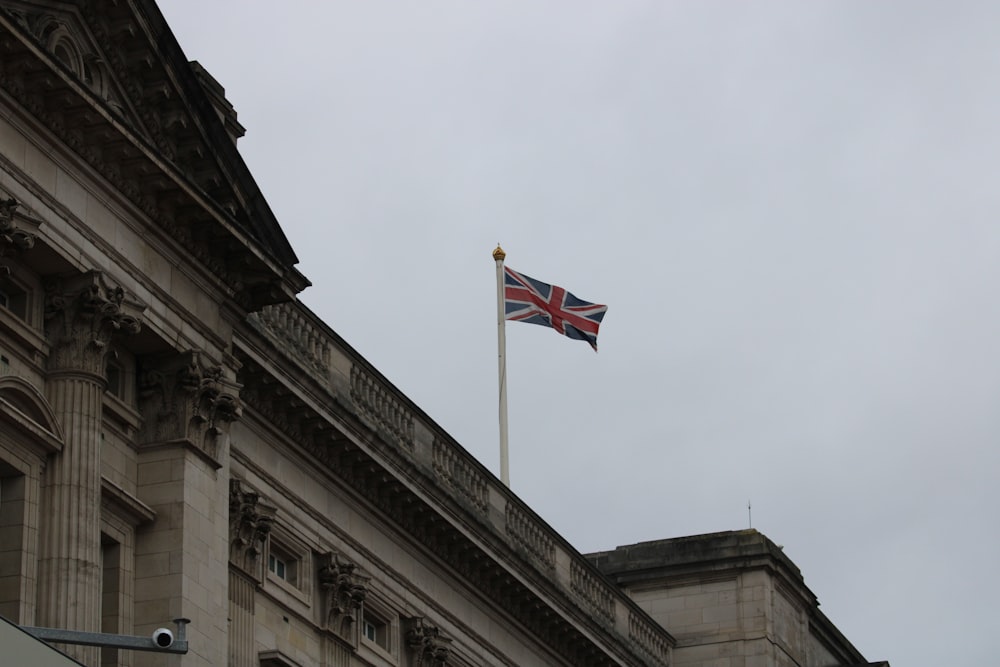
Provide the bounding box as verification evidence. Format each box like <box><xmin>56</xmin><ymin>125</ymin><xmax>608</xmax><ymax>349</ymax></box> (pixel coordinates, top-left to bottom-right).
<box><xmin>229</xmin><ymin>478</ymin><xmax>276</xmax><ymax>580</ymax></box>
<box><xmin>405</xmin><ymin>618</ymin><xmax>452</xmax><ymax>667</ymax></box>
<box><xmin>137</xmin><ymin>350</ymin><xmax>241</xmax><ymax>465</ymax></box>
<box><xmin>318</xmin><ymin>550</ymin><xmax>369</xmax><ymax>639</ymax></box>
<box><xmin>43</xmin><ymin>271</ymin><xmax>142</xmax><ymax>376</ymax></box>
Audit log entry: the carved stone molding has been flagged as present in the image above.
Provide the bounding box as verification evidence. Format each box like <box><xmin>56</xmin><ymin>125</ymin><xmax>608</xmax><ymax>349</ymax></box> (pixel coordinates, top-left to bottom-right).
<box><xmin>229</xmin><ymin>479</ymin><xmax>276</xmax><ymax>580</ymax></box>
<box><xmin>318</xmin><ymin>551</ymin><xmax>369</xmax><ymax>639</ymax></box>
<box><xmin>406</xmin><ymin>618</ymin><xmax>451</xmax><ymax>667</ymax></box>
<box><xmin>44</xmin><ymin>271</ymin><xmax>143</xmax><ymax>376</ymax></box>
<box><xmin>138</xmin><ymin>350</ymin><xmax>242</xmax><ymax>465</ymax></box>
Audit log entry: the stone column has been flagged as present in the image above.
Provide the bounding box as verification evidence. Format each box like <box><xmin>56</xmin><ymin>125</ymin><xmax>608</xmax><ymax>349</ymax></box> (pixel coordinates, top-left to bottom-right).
<box><xmin>37</xmin><ymin>272</ymin><xmax>141</xmax><ymax>665</ymax></box>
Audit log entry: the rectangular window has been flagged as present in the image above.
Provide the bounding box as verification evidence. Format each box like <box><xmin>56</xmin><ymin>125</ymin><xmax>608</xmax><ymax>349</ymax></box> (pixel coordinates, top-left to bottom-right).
<box><xmin>362</xmin><ymin>611</ymin><xmax>388</xmax><ymax>650</ymax></box>
<box><xmin>106</xmin><ymin>360</ymin><xmax>123</xmax><ymax>399</ymax></box>
<box><xmin>267</xmin><ymin>544</ymin><xmax>297</xmax><ymax>587</ymax></box>
<box><xmin>268</xmin><ymin>553</ymin><xmax>287</xmax><ymax>580</ymax></box>
<box><xmin>0</xmin><ymin>277</ymin><xmax>28</xmax><ymax>320</ymax></box>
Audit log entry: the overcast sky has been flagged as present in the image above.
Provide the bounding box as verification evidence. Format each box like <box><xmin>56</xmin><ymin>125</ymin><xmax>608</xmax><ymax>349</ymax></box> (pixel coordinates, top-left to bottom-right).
<box><xmin>162</xmin><ymin>3</ymin><xmax>999</xmax><ymax>665</ymax></box>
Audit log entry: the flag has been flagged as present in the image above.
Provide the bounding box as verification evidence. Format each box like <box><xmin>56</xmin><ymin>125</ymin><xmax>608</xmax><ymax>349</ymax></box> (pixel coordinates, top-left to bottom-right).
<box><xmin>503</xmin><ymin>266</ymin><xmax>608</xmax><ymax>351</ymax></box>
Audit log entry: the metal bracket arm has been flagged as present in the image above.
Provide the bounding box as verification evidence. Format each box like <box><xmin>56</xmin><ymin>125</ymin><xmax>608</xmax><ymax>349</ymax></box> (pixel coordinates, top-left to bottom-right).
<box><xmin>21</xmin><ymin>618</ymin><xmax>190</xmax><ymax>654</ymax></box>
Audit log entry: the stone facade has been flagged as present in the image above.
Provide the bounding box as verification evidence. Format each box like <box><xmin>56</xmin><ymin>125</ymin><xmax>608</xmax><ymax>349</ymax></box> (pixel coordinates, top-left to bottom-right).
<box><xmin>589</xmin><ymin>531</ymin><xmax>888</xmax><ymax>667</ymax></box>
<box><xmin>0</xmin><ymin>2</ymin><xmax>884</xmax><ymax>667</ymax></box>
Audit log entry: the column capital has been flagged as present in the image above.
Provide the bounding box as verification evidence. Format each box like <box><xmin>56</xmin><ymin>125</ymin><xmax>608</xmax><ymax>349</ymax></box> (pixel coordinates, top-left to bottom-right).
<box><xmin>44</xmin><ymin>271</ymin><xmax>143</xmax><ymax>376</ymax></box>
<box><xmin>406</xmin><ymin>617</ymin><xmax>452</xmax><ymax>667</ymax></box>
<box><xmin>138</xmin><ymin>350</ymin><xmax>242</xmax><ymax>465</ymax></box>
<box><xmin>229</xmin><ymin>479</ymin><xmax>276</xmax><ymax>581</ymax></box>
<box><xmin>318</xmin><ymin>550</ymin><xmax>369</xmax><ymax>639</ymax></box>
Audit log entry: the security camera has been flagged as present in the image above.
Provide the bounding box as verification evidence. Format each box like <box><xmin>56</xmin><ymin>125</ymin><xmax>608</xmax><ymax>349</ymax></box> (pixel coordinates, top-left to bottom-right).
<box><xmin>152</xmin><ymin>628</ymin><xmax>174</xmax><ymax>648</ymax></box>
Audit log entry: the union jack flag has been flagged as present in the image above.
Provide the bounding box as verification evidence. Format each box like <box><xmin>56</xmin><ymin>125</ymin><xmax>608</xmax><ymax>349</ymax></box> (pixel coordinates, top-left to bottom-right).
<box><xmin>504</xmin><ymin>266</ymin><xmax>608</xmax><ymax>351</ymax></box>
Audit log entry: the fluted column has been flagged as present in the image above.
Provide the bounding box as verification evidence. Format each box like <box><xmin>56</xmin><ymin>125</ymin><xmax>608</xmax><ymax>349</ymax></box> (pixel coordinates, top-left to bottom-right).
<box><xmin>37</xmin><ymin>272</ymin><xmax>141</xmax><ymax>666</ymax></box>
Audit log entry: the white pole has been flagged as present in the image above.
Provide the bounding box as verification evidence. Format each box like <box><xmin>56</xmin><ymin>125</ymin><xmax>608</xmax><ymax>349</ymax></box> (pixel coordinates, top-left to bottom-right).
<box><xmin>493</xmin><ymin>245</ymin><xmax>510</xmax><ymax>486</ymax></box>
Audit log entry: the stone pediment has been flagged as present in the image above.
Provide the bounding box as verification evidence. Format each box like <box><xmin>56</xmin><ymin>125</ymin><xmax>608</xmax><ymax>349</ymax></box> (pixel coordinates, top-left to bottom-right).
<box><xmin>2</xmin><ymin>1</ymin><xmax>150</xmax><ymax>139</ymax></box>
<box><xmin>0</xmin><ymin>0</ymin><xmax>308</xmax><ymax>309</ymax></box>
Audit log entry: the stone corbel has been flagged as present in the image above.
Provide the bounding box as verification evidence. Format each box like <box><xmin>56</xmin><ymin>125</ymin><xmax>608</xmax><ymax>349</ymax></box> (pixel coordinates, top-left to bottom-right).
<box><xmin>0</xmin><ymin>196</ymin><xmax>41</xmax><ymax>274</ymax></box>
<box><xmin>229</xmin><ymin>478</ymin><xmax>276</xmax><ymax>580</ymax></box>
<box><xmin>406</xmin><ymin>618</ymin><xmax>452</xmax><ymax>667</ymax></box>
<box><xmin>318</xmin><ymin>550</ymin><xmax>369</xmax><ymax>639</ymax></box>
<box><xmin>44</xmin><ymin>271</ymin><xmax>143</xmax><ymax>376</ymax></box>
<box><xmin>137</xmin><ymin>350</ymin><xmax>242</xmax><ymax>466</ymax></box>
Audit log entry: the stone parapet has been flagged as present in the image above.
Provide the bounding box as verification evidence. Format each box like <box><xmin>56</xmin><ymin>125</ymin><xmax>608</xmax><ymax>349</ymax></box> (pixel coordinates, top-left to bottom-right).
<box><xmin>238</xmin><ymin>298</ymin><xmax>674</xmax><ymax>667</ymax></box>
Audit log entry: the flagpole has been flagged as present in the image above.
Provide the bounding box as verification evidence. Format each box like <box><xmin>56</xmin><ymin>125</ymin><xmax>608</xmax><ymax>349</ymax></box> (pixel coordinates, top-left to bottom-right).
<box><xmin>493</xmin><ymin>245</ymin><xmax>510</xmax><ymax>486</ymax></box>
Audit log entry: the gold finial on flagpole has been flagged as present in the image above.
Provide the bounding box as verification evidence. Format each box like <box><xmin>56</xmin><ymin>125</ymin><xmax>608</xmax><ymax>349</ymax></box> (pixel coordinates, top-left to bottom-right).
<box><xmin>492</xmin><ymin>244</ymin><xmax>506</xmax><ymax>261</ymax></box>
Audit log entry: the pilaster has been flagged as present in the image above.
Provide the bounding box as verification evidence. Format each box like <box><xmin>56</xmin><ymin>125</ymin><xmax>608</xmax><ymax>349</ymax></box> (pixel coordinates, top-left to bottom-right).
<box><xmin>406</xmin><ymin>617</ymin><xmax>452</xmax><ymax>667</ymax></box>
<box><xmin>228</xmin><ymin>479</ymin><xmax>276</xmax><ymax>667</ymax></box>
<box><xmin>318</xmin><ymin>550</ymin><xmax>369</xmax><ymax>640</ymax></box>
<box><xmin>37</xmin><ymin>271</ymin><xmax>141</xmax><ymax>666</ymax></box>
<box><xmin>133</xmin><ymin>350</ymin><xmax>240</xmax><ymax>667</ymax></box>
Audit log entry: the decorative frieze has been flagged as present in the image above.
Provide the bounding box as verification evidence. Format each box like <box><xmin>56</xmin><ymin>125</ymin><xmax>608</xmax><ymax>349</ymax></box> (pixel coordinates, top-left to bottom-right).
<box><xmin>406</xmin><ymin>617</ymin><xmax>452</xmax><ymax>667</ymax></box>
<box><xmin>229</xmin><ymin>479</ymin><xmax>276</xmax><ymax>579</ymax></box>
<box><xmin>570</xmin><ymin>559</ymin><xmax>615</xmax><ymax>625</ymax></box>
<box><xmin>350</xmin><ymin>365</ymin><xmax>414</xmax><ymax>451</ymax></box>
<box><xmin>504</xmin><ymin>502</ymin><xmax>556</xmax><ymax>570</ymax></box>
<box><xmin>318</xmin><ymin>550</ymin><xmax>369</xmax><ymax>639</ymax></box>
<box><xmin>432</xmin><ymin>437</ymin><xmax>488</xmax><ymax>514</ymax></box>
<box><xmin>137</xmin><ymin>350</ymin><xmax>241</xmax><ymax>464</ymax></box>
<box><xmin>44</xmin><ymin>271</ymin><xmax>143</xmax><ymax>376</ymax></box>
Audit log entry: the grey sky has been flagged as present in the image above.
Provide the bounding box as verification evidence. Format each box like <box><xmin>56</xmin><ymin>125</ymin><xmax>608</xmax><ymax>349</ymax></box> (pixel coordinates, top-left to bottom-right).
<box><xmin>162</xmin><ymin>3</ymin><xmax>1000</xmax><ymax>665</ymax></box>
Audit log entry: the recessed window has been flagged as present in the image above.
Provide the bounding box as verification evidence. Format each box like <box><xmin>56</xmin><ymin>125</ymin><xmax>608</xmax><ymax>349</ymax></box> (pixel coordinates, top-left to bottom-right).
<box><xmin>362</xmin><ymin>610</ymin><xmax>389</xmax><ymax>650</ymax></box>
<box><xmin>0</xmin><ymin>278</ymin><xmax>28</xmax><ymax>321</ymax></box>
<box><xmin>106</xmin><ymin>359</ymin><xmax>123</xmax><ymax>399</ymax></box>
<box><xmin>267</xmin><ymin>543</ymin><xmax>298</xmax><ymax>587</ymax></box>
<box><xmin>268</xmin><ymin>553</ymin><xmax>289</xmax><ymax>581</ymax></box>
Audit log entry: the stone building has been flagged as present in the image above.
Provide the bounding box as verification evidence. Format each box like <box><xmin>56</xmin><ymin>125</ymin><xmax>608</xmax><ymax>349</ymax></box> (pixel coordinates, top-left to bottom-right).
<box><xmin>0</xmin><ymin>2</ymin><xmax>886</xmax><ymax>666</ymax></box>
<box><xmin>589</xmin><ymin>531</ymin><xmax>888</xmax><ymax>667</ymax></box>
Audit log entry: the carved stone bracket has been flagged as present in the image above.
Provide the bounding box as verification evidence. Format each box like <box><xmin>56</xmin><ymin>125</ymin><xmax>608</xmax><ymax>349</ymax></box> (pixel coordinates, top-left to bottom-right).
<box><xmin>0</xmin><ymin>196</ymin><xmax>40</xmax><ymax>273</ymax></box>
<box><xmin>138</xmin><ymin>350</ymin><xmax>242</xmax><ymax>465</ymax></box>
<box><xmin>229</xmin><ymin>479</ymin><xmax>276</xmax><ymax>580</ymax></box>
<box><xmin>406</xmin><ymin>618</ymin><xmax>451</xmax><ymax>667</ymax></box>
<box><xmin>318</xmin><ymin>551</ymin><xmax>369</xmax><ymax>639</ymax></box>
<box><xmin>44</xmin><ymin>271</ymin><xmax>143</xmax><ymax>375</ymax></box>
